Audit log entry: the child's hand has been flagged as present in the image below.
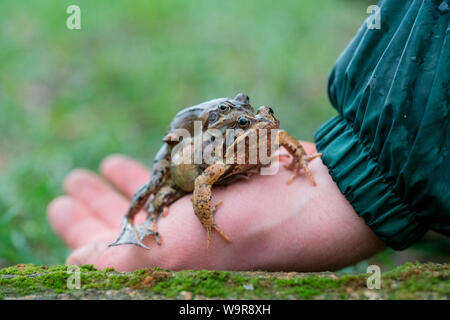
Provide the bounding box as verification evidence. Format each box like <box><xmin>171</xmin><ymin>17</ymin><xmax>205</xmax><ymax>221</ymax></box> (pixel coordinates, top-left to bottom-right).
<box><xmin>47</xmin><ymin>143</ymin><xmax>384</xmax><ymax>271</ymax></box>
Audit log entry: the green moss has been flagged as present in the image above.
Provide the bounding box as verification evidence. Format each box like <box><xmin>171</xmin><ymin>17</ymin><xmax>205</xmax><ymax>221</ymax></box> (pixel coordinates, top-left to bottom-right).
<box><xmin>46</xmin><ymin>265</ymin><xmax>68</xmax><ymax>272</ymax></box>
<box><xmin>339</xmin><ymin>292</ymin><xmax>349</xmax><ymax>299</ymax></box>
<box><xmin>80</xmin><ymin>264</ymin><xmax>96</xmax><ymax>272</ymax></box>
<box><xmin>11</xmin><ymin>276</ymin><xmax>37</xmax><ymax>294</ymax></box>
<box><xmin>0</xmin><ymin>264</ymin><xmax>47</xmax><ymax>275</ymax></box>
<box><xmin>0</xmin><ymin>262</ymin><xmax>448</xmax><ymax>299</ymax></box>
<box><xmin>153</xmin><ymin>270</ymin><xmax>228</xmax><ymax>298</ymax></box>
<box><xmin>151</xmin><ymin>270</ymin><xmax>341</xmax><ymax>299</ymax></box>
<box><xmin>39</xmin><ymin>272</ymin><xmax>69</xmax><ymax>292</ymax></box>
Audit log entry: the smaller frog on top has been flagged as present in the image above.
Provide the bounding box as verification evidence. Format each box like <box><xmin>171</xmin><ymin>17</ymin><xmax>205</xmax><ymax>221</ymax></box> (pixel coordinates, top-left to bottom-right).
<box><xmin>192</xmin><ymin>106</ymin><xmax>322</xmax><ymax>247</ymax></box>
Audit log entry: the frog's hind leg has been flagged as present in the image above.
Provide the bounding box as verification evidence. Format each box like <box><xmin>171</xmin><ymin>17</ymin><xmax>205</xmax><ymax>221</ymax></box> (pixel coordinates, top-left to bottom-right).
<box><xmin>138</xmin><ymin>204</ymin><xmax>161</xmax><ymax>245</ymax></box>
<box><xmin>109</xmin><ymin>150</ymin><xmax>171</xmax><ymax>249</ymax></box>
<box><xmin>140</xmin><ymin>181</ymin><xmax>186</xmax><ymax>245</ymax></box>
<box><xmin>109</xmin><ymin>182</ymin><xmax>158</xmax><ymax>249</ymax></box>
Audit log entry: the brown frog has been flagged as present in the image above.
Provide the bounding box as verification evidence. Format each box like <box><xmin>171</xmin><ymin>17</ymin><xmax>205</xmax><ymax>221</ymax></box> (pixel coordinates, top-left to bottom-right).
<box><xmin>192</xmin><ymin>106</ymin><xmax>322</xmax><ymax>247</ymax></box>
<box><xmin>110</xmin><ymin>93</ymin><xmax>254</xmax><ymax>249</ymax></box>
<box><xmin>163</xmin><ymin>93</ymin><xmax>253</xmax><ymax>144</ymax></box>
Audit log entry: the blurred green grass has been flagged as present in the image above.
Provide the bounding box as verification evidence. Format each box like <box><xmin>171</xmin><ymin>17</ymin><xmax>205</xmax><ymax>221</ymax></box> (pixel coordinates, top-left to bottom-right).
<box><xmin>0</xmin><ymin>0</ymin><xmax>448</xmax><ymax>268</ymax></box>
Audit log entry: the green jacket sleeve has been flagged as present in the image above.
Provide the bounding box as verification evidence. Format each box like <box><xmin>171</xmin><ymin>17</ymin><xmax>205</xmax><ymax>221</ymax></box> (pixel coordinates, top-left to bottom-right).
<box><xmin>314</xmin><ymin>0</ymin><xmax>449</xmax><ymax>250</ymax></box>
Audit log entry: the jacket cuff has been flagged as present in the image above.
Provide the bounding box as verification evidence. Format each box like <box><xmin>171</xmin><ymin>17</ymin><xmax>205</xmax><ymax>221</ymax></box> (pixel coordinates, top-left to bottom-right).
<box><xmin>314</xmin><ymin>115</ymin><xmax>427</xmax><ymax>250</ymax></box>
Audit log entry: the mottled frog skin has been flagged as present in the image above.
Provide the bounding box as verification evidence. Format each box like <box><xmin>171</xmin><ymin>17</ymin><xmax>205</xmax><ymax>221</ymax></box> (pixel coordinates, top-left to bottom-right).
<box><xmin>110</xmin><ymin>98</ymin><xmax>322</xmax><ymax>250</ymax></box>
<box><xmin>110</xmin><ymin>93</ymin><xmax>254</xmax><ymax>248</ymax></box>
<box><xmin>191</xmin><ymin>106</ymin><xmax>322</xmax><ymax>247</ymax></box>
<box><xmin>163</xmin><ymin>93</ymin><xmax>253</xmax><ymax>145</ymax></box>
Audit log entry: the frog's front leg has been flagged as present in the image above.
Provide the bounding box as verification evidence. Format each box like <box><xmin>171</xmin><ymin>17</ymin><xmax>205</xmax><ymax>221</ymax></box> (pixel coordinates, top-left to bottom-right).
<box><xmin>278</xmin><ymin>130</ymin><xmax>322</xmax><ymax>186</ymax></box>
<box><xmin>192</xmin><ymin>162</ymin><xmax>232</xmax><ymax>248</ymax></box>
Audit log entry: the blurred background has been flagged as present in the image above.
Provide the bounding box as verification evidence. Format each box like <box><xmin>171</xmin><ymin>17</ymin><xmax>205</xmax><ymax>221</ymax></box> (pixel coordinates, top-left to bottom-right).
<box><xmin>0</xmin><ymin>0</ymin><xmax>448</xmax><ymax>270</ymax></box>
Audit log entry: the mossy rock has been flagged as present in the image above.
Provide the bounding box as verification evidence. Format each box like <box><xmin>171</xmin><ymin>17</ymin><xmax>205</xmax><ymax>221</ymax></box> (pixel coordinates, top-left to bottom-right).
<box><xmin>0</xmin><ymin>262</ymin><xmax>448</xmax><ymax>300</ymax></box>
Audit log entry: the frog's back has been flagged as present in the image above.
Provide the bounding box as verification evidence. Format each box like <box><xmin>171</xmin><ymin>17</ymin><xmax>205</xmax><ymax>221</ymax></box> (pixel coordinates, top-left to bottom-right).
<box><xmin>167</xmin><ymin>98</ymin><xmax>228</xmax><ymax>135</ymax></box>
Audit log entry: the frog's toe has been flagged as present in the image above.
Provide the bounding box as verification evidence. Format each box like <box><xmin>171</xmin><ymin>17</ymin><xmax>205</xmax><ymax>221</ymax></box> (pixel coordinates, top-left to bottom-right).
<box><xmin>147</xmin><ymin>214</ymin><xmax>162</xmax><ymax>245</ymax></box>
<box><xmin>275</xmin><ymin>153</ymin><xmax>292</xmax><ymax>163</ymax></box>
<box><xmin>162</xmin><ymin>206</ymin><xmax>170</xmax><ymax>218</ymax></box>
<box><xmin>283</xmin><ymin>162</ymin><xmax>299</xmax><ymax>184</ymax></box>
<box><xmin>136</xmin><ymin>220</ymin><xmax>160</xmax><ymax>244</ymax></box>
<box><xmin>212</xmin><ymin>224</ymin><xmax>232</xmax><ymax>245</ymax></box>
<box><xmin>305</xmin><ymin>152</ymin><xmax>322</xmax><ymax>162</ymax></box>
<box><xmin>211</xmin><ymin>200</ymin><xmax>223</xmax><ymax>215</ymax></box>
<box><xmin>283</xmin><ymin>153</ymin><xmax>321</xmax><ymax>185</ymax></box>
<box><xmin>109</xmin><ymin>218</ymin><xmax>151</xmax><ymax>250</ymax></box>
<box><xmin>284</xmin><ymin>165</ymin><xmax>310</xmax><ymax>185</ymax></box>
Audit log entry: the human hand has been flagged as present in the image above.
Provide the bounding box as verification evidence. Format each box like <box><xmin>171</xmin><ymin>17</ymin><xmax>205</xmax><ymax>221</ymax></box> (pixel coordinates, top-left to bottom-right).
<box><xmin>47</xmin><ymin>142</ymin><xmax>385</xmax><ymax>272</ymax></box>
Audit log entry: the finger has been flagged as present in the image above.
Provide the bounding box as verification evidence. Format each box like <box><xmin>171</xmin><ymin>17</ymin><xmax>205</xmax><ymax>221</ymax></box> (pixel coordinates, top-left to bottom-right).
<box><xmin>100</xmin><ymin>154</ymin><xmax>150</xmax><ymax>199</ymax></box>
<box><xmin>63</xmin><ymin>169</ymin><xmax>131</xmax><ymax>228</ymax></box>
<box><xmin>66</xmin><ymin>242</ymin><xmax>110</xmax><ymax>267</ymax></box>
<box><xmin>47</xmin><ymin>196</ymin><xmax>114</xmax><ymax>249</ymax></box>
<box><xmin>65</xmin><ymin>196</ymin><xmax>231</xmax><ymax>271</ymax></box>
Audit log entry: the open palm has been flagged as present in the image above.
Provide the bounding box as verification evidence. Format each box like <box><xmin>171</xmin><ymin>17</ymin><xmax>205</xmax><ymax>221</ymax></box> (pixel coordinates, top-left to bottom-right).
<box><xmin>47</xmin><ymin>142</ymin><xmax>384</xmax><ymax>272</ymax></box>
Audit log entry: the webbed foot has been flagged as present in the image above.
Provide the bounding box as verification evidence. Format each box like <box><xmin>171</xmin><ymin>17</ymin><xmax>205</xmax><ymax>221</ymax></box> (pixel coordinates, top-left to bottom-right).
<box><xmin>109</xmin><ymin>217</ymin><xmax>158</xmax><ymax>250</ymax></box>
<box><xmin>136</xmin><ymin>215</ymin><xmax>161</xmax><ymax>245</ymax></box>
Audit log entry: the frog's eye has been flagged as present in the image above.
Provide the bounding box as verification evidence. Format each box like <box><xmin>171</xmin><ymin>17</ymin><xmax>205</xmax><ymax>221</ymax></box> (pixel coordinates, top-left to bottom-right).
<box><xmin>238</xmin><ymin>116</ymin><xmax>251</xmax><ymax>128</ymax></box>
<box><xmin>218</xmin><ymin>103</ymin><xmax>230</xmax><ymax>113</ymax></box>
<box><xmin>268</xmin><ymin>107</ymin><xmax>274</xmax><ymax>115</ymax></box>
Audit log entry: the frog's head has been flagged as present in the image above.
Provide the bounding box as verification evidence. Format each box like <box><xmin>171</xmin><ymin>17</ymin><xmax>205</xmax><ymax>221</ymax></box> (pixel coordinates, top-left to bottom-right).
<box><xmin>207</xmin><ymin>93</ymin><xmax>254</xmax><ymax>130</ymax></box>
<box><xmin>224</xmin><ymin>105</ymin><xmax>280</xmax><ymax>132</ymax></box>
<box><xmin>256</xmin><ymin>105</ymin><xmax>276</xmax><ymax>119</ymax></box>
<box><xmin>223</xmin><ymin>106</ymin><xmax>280</xmax><ymax>160</ymax></box>
<box><xmin>247</xmin><ymin>105</ymin><xmax>280</xmax><ymax>130</ymax></box>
